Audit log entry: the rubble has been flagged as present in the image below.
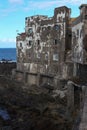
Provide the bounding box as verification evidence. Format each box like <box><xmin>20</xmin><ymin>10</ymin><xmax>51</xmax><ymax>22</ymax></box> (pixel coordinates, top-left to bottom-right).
<box><xmin>52</xmin><ymin>89</ymin><xmax>67</xmax><ymax>98</ymax></box>
<box><xmin>0</xmin><ymin>75</ymin><xmax>81</xmax><ymax>130</ymax></box>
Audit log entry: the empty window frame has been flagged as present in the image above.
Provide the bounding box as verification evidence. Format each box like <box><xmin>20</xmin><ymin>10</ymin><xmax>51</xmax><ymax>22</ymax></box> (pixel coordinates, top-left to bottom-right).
<box><xmin>29</xmin><ymin>41</ymin><xmax>32</xmax><ymax>46</ymax></box>
<box><xmin>80</xmin><ymin>29</ymin><xmax>82</xmax><ymax>38</ymax></box>
<box><xmin>20</xmin><ymin>42</ymin><xmax>22</xmax><ymax>47</ymax></box>
<box><xmin>85</xmin><ymin>15</ymin><xmax>87</xmax><ymax>20</ymax></box>
<box><xmin>28</xmin><ymin>28</ymin><xmax>33</xmax><ymax>34</ymax></box>
<box><xmin>37</xmin><ymin>40</ymin><xmax>40</xmax><ymax>45</ymax></box>
<box><xmin>53</xmin><ymin>54</ymin><xmax>58</xmax><ymax>61</ymax></box>
<box><xmin>48</xmin><ymin>26</ymin><xmax>51</xmax><ymax>30</ymax></box>
<box><xmin>77</xmin><ymin>29</ymin><xmax>79</xmax><ymax>36</ymax></box>
<box><xmin>45</xmin><ymin>53</ymin><xmax>48</xmax><ymax>60</ymax></box>
<box><xmin>54</xmin><ymin>39</ymin><xmax>58</xmax><ymax>45</ymax></box>
<box><xmin>54</xmin><ymin>25</ymin><xmax>61</xmax><ymax>30</ymax></box>
<box><xmin>37</xmin><ymin>53</ymin><xmax>40</xmax><ymax>59</ymax></box>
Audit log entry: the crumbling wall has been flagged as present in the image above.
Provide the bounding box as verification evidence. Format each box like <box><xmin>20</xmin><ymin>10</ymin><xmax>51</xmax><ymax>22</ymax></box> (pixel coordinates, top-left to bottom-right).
<box><xmin>72</xmin><ymin>5</ymin><xmax>87</xmax><ymax>65</ymax></box>
<box><xmin>16</xmin><ymin>5</ymin><xmax>71</xmax><ymax>79</ymax></box>
<box><xmin>15</xmin><ymin>5</ymin><xmax>87</xmax><ymax>85</ymax></box>
<box><xmin>72</xmin><ymin>21</ymin><xmax>84</xmax><ymax>64</ymax></box>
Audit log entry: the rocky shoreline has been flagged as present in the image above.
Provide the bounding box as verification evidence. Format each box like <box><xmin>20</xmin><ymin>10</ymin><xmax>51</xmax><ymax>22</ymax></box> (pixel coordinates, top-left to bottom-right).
<box><xmin>0</xmin><ymin>63</ymin><xmax>80</xmax><ymax>130</ymax></box>
<box><xmin>0</xmin><ymin>62</ymin><xmax>16</xmax><ymax>76</ymax></box>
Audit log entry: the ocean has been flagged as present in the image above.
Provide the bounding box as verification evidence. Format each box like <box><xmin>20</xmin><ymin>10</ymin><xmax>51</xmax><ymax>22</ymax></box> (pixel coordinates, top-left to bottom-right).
<box><xmin>0</xmin><ymin>48</ymin><xmax>16</xmax><ymax>62</ymax></box>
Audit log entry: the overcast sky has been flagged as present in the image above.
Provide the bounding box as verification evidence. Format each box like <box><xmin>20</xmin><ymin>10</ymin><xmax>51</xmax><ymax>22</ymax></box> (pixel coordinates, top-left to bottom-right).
<box><xmin>0</xmin><ymin>0</ymin><xmax>86</xmax><ymax>48</ymax></box>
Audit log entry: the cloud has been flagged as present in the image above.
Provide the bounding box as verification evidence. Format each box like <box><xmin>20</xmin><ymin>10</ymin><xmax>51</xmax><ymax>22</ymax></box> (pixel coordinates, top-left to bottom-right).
<box><xmin>1</xmin><ymin>0</ymin><xmax>86</xmax><ymax>16</ymax></box>
<box><xmin>8</xmin><ymin>0</ymin><xmax>24</xmax><ymax>4</ymax></box>
<box><xmin>24</xmin><ymin>0</ymin><xmax>87</xmax><ymax>11</ymax></box>
<box><xmin>0</xmin><ymin>38</ymin><xmax>16</xmax><ymax>43</ymax></box>
<box><xmin>24</xmin><ymin>1</ymin><xmax>62</xmax><ymax>11</ymax></box>
<box><xmin>0</xmin><ymin>38</ymin><xmax>16</xmax><ymax>48</ymax></box>
<box><xmin>0</xmin><ymin>0</ymin><xmax>22</xmax><ymax>17</ymax></box>
<box><xmin>0</xmin><ymin>7</ymin><xmax>17</xmax><ymax>16</ymax></box>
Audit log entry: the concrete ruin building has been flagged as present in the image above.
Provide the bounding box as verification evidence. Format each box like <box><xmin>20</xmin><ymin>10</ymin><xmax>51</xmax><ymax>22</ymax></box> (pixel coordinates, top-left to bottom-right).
<box><xmin>16</xmin><ymin>4</ymin><xmax>87</xmax><ymax>86</ymax></box>
<box><xmin>72</xmin><ymin>4</ymin><xmax>87</xmax><ymax>80</ymax></box>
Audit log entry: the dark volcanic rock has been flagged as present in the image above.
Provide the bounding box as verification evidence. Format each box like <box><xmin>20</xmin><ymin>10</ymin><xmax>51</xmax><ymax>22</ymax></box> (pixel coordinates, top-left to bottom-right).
<box><xmin>0</xmin><ymin>63</ymin><xmax>79</xmax><ymax>130</ymax></box>
<box><xmin>0</xmin><ymin>76</ymin><xmax>74</xmax><ymax>130</ymax></box>
<box><xmin>0</xmin><ymin>62</ymin><xmax>16</xmax><ymax>76</ymax></box>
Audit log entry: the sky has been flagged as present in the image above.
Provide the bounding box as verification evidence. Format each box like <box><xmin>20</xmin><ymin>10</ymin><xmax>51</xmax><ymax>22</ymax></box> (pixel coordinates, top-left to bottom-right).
<box><xmin>0</xmin><ymin>0</ymin><xmax>87</xmax><ymax>48</ymax></box>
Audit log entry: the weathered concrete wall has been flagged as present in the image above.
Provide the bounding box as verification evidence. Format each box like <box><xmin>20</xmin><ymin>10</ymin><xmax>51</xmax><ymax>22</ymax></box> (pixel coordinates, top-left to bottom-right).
<box><xmin>16</xmin><ymin>4</ymin><xmax>87</xmax><ymax>86</ymax></box>
<box><xmin>72</xmin><ymin>22</ymin><xmax>84</xmax><ymax>63</ymax></box>
<box><xmin>72</xmin><ymin>4</ymin><xmax>87</xmax><ymax>64</ymax></box>
<box><xmin>16</xmin><ymin>6</ymin><xmax>71</xmax><ymax>80</ymax></box>
<box><xmin>76</xmin><ymin>63</ymin><xmax>87</xmax><ymax>80</ymax></box>
<box><xmin>67</xmin><ymin>81</ymin><xmax>74</xmax><ymax>112</ymax></box>
<box><xmin>27</xmin><ymin>74</ymin><xmax>37</xmax><ymax>86</ymax></box>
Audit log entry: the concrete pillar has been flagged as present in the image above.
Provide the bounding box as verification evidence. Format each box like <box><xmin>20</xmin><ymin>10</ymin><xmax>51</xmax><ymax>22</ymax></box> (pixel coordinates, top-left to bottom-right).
<box><xmin>67</xmin><ymin>81</ymin><xmax>74</xmax><ymax>112</ymax></box>
<box><xmin>80</xmin><ymin>86</ymin><xmax>86</xmax><ymax>111</ymax></box>
<box><xmin>24</xmin><ymin>72</ymin><xmax>27</xmax><ymax>84</ymax></box>
<box><xmin>73</xmin><ymin>63</ymin><xmax>77</xmax><ymax>77</ymax></box>
<box><xmin>27</xmin><ymin>74</ymin><xmax>37</xmax><ymax>86</ymax></box>
<box><xmin>37</xmin><ymin>73</ymin><xmax>40</xmax><ymax>86</ymax></box>
<box><xmin>53</xmin><ymin>76</ymin><xmax>57</xmax><ymax>89</ymax></box>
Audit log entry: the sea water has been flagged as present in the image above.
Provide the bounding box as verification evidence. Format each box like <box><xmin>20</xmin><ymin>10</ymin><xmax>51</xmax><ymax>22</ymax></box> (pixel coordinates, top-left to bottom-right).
<box><xmin>0</xmin><ymin>48</ymin><xmax>16</xmax><ymax>62</ymax></box>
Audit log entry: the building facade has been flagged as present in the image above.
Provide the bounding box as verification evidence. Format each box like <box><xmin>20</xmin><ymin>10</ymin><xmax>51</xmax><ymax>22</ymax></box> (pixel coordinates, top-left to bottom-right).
<box><xmin>72</xmin><ymin>4</ymin><xmax>87</xmax><ymax>78</ymax></box>
<box><xmin>16</xmin><ymin>4</ymin><xmax>87</xmax><ymax>85</ymax></box>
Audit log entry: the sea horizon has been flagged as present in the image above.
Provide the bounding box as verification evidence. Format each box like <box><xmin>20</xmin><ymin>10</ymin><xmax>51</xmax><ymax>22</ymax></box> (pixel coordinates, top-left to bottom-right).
<box><xmin>0</xmin><ymin>47</ymin><xmax>16</xmax><ymax>49</ymax></box>
<box><xmin>0</xmin><ymin>48</ymin><xmax>16</xmax><ymax>62</ymax></box>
